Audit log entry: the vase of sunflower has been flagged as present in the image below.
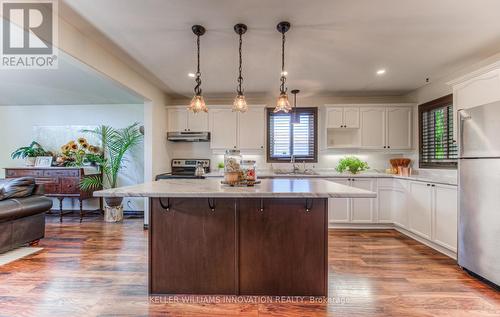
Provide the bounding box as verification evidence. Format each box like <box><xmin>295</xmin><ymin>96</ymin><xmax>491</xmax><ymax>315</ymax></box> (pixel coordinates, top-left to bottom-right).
<box><xmin>60</xmin><ymin>138</ymin><xmax>102</xmax><ymax>167</ymax></box>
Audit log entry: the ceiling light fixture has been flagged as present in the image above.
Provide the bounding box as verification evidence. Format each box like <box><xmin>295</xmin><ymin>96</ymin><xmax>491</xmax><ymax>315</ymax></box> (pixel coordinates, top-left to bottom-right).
<box><xmin>232</xmin><ymin>23</ymin><xmax>248</xmax><ymax>113</ymax></box>
<box><xmin>188</xmin><ymin>73</ymin><xmax>196</xmax><ymax>78</ymax></box>
<box><xmin>187</xmin><ymin>25</ymin><xmax>208</xmax><ymax>113</ymax></box>
<box><xmin>376</xmin><ymin>69</ymin><xmax>386</xmax><ymax>75</ymax></box>
<box><xmin>274</xmin><ymin>21</ymin><xmax>292</xmax><ymax>113</ymax></box>
<box><xmin>290</xmin><ymin>89</ymin><xmax>301</xmax><ymax>124</ymax></box>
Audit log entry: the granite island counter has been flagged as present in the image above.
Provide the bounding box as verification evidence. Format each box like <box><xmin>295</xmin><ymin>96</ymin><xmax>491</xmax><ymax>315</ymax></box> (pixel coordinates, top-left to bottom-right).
<box><xmin>95</xmin><ymin>178</ymin><xmax>376</xmax><ymax>296</ymax></box>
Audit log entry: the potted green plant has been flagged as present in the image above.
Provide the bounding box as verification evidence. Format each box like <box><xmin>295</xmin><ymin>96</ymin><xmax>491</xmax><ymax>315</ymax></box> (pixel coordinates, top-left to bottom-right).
<box><xmin>79</xmin><ymin>123</ymin><xmax>143</xmax><ymax>222</ymax></box>
<box><xmin>217</xmin><ymin>162</ymin><xmax>224</xmax><ymax>173</ymax></box>
<box><xmin>336</xmin><ymin>156</ymin><xmax>369</xmax><ymax>174</ymax></box>
<box><xmin>11</xmin><ymin>141</ymin><xmax>49</xmax><ymax>166</ymax></box>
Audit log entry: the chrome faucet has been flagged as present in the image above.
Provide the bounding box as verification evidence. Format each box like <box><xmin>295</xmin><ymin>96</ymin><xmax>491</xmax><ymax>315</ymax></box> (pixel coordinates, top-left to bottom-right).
<box><xmin>291</xmin><ymin>155</ymin><xmax>300</xmax><ymax>174</ymax></box>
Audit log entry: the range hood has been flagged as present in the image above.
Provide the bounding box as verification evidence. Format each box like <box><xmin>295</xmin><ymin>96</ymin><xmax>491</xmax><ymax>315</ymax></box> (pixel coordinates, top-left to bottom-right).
<box><xmin>167</xmin><ymin>131</ymin><xmax>210</xmax><ymax>142</ymax></box>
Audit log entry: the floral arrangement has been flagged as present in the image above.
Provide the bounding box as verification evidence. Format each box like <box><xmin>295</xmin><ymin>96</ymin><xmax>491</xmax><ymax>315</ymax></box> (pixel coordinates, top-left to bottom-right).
<box><xmin>58</xmin><ymin>137</ymin><xmax>102</xmax><ymax>167</ymax></box>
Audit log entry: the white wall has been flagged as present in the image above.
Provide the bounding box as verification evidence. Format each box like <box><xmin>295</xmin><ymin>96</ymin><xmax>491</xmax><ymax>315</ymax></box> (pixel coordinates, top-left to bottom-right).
<box><xmin>0</xmin><ymin>104</ymin><xmax>144</xmax><ymax>211</ymax></box>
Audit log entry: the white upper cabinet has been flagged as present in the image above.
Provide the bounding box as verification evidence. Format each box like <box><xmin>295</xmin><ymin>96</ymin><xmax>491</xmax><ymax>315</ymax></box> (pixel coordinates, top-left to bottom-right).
<box><xmin>238</xmin><ymin>107</ymin><xmax>265</xmax><ymax>150</ymax></box>
<box><xmin>433</xmin><ymin>184</ymin><xmax>458</xmax><ymax>251</ymax></box>
<box><xmin>326</xmin><ymin>107</ymin><xmax>359</xmax><ymax>128</ymax></box>
<box><xmin>450</xmin><ymin>63</ymin><xmax>500</xmax><ymax>142</ymax></box>
<box><xmin>386</xmin><ymin>107</ymin><xmax>412</xmax><ymax>150</ymax></box>
<box><xmin>168</xmin><ymin>108</ymin><xmax>188</xmax><ymax>132</ymax></box>
<box><xmin>187</xmin><ymin>111</ymin><xmax>209</xmax><ymax>132</ymax></box>
<box><xmin>209</xmin><ymin>108</ymin><xmax>238</xmax><ymax>150</ymax></box>
<box><xmin>209</xmin><ymin>106</ymin><xmax>265</xmax><ymax>151</ymax></box>
<box><xmin>168</xmin><ymin>108</ymin><xmax>209</xmax><ymax>132</ymax></box>
<box><xmin>344</xmin><ymin>108</ymin><xmax>360</xmax><ymax>128</ymax></box>
<box><xmin>326</xmin><ymin>107</ymin><xmax>344</xmax><ymax>128</ymax></box>
<box><xmin>360</xmin><ymin>108</ymin><xmax>386</xmax><ymax>148</ymax></box>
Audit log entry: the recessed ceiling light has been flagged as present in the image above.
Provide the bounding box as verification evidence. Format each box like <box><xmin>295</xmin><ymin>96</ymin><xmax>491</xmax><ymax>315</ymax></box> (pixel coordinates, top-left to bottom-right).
<box><xmin>376</xmin><ymin>69</ymin><xmax>386</xmax><ymax>75</ymax></box>
<box><xmin>281</xmin><ymin>71</ymin><xmax>288</xmax><ymax>76</ymax></box>
<box><xmin>188</xmin><ymin>73</ymin><xmax>196</xmax><ymax>78</ymax></box>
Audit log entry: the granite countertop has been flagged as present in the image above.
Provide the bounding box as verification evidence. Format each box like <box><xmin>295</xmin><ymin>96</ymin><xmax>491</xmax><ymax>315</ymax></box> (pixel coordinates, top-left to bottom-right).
<box><xmin>94</xmin><ymin>178</ymin><xmax>377</xmax><ymax>199</ymax></box>
<box><xmin>204</xmin><ymin>170</ymin><xmax>458</xmax><ymax>186</ymax></box>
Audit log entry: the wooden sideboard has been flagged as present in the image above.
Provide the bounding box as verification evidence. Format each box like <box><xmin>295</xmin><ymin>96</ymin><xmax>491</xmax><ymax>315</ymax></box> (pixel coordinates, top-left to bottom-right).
<box><xmin>5</xmin><ymin>167</ymin><xmax>103</xmax><ymax>222</ymax></box>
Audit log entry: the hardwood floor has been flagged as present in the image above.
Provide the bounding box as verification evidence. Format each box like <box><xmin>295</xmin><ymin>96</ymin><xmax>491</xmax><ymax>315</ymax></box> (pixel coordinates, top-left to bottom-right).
<box><xmin>0</xmin><ymin>216</ymin><xmax>498</xmax><ymax>317</ymax></box>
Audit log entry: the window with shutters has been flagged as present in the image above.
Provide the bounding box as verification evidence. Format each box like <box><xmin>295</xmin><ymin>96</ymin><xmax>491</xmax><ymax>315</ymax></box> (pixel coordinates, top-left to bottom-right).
<box><xmin>419</xmin><ymin>94</ymin><xmax>457</xmax><ymax>169</ymax></box>
<box><xmin>267</xmin><ymin>107</ymin><xmax>318</xmax><ymax>162</ymax></box>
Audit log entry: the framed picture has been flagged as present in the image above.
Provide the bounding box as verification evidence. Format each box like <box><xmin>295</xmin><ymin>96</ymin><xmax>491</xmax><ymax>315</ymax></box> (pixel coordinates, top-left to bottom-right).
<box><xmin>35</xmin><ymin>156</ymin><xmax>53</xmax><ymax>167</ymax></box>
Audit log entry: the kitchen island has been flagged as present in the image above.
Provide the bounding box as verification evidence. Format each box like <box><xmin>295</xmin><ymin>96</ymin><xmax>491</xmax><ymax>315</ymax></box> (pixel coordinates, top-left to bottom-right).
<box><xmin>95</xmin><ymin>178</ymin><xmax>376</xmax><ymax>296</ymax></box>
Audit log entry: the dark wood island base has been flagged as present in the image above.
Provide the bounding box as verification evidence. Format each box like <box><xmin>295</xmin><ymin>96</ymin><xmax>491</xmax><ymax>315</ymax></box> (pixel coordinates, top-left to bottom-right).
<box><xmin>149</xmin><ymin>197</ymin><xmax>328</xmax><ymax>296</ymax></box>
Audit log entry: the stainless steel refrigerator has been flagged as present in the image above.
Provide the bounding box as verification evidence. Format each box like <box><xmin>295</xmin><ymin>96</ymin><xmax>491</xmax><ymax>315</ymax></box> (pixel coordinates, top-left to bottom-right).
<box><xmin>458</xmin><ymin>101</ymin><xmax>500</xmax><ymax>287</ymax></box>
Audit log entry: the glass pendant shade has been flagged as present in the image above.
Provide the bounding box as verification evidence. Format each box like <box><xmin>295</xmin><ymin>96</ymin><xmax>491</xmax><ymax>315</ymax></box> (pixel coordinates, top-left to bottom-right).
<box><xmin>274</xmin><ymin>93</ymin><xmax>292</xmax><ymax>113</ymax></box>
<box><xmin>188</xmin><ymin>95</ymin><xmax>208</xmax><ymax>113</ymax></box>
<box><xmin>232</xmin><ymin>94</ymin><xmax>248</xmax><ymax>112</ymax></box>
<box><xmin>291</xmin><ymin>110</ymin><xmax>301</xmax><ymax>124</ymax></box>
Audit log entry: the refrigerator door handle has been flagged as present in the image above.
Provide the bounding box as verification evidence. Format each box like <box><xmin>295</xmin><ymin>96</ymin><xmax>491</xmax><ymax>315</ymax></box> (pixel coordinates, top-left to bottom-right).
<box><xmin>457</xmin><ymin>109</ymin><xmax>471</xmax><ymax>158</ymax></box>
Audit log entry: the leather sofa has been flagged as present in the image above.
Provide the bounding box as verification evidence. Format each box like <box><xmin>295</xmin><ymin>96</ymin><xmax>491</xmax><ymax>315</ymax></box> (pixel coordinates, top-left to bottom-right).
<box><xmin>0</xmin><ymin>177</ymin><xmax>52</xmax><ymax>254</ymax></box>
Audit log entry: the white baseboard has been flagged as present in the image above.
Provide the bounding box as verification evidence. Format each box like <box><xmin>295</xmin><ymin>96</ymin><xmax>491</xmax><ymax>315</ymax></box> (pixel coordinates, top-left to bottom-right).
<box><xmin>329</xmin><ymin>222</ymin><xmax>457</xmax><ymax>260</ymax></box>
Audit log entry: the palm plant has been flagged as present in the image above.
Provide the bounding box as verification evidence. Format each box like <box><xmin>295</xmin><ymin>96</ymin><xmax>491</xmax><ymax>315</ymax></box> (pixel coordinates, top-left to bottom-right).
<box><xmin>79</xmin><ymin>123</ymin><xmax>143</xmax><ymax>193</ymax></box>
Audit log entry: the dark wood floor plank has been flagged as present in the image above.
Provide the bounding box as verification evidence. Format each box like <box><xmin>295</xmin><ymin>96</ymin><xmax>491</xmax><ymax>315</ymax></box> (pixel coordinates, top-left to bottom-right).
<box><xmin>0</xmin><ymin>218</ymin><xmax>498</xmax><ymax>316</ymax></box>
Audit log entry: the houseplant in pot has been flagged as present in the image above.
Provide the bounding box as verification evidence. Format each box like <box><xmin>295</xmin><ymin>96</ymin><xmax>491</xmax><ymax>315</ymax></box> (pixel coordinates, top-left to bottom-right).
<box><xmin>11</xmin><ymin>141</ymin><xmax>50</xmax><ymax>166</ymax></box>
<box><xmin>79</xmin><ymin>123</ymin><xmax>143</xmax><ymax>222</ymax></box>
<box><xmin>336</xmin><ymin>156</ymin><xmax>369</xmax><ymax>174</ymax></box>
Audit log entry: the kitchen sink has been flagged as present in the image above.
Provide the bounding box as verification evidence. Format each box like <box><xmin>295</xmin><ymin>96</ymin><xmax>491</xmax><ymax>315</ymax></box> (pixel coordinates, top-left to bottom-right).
<box><xmin>272</xmin><ymin>169</ymin><xmax>319</xmax><ymax>176</ymax></box>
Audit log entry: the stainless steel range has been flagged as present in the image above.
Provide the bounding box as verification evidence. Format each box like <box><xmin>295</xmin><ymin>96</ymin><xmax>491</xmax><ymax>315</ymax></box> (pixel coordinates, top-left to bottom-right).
<box><xmin>155</xmin><ymin>159</ymin><xmax>210</xmax><ymax>180</ymax></box>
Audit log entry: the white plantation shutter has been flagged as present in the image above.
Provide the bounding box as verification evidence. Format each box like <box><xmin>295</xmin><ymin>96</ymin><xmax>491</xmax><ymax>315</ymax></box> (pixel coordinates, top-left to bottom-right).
<box><xmin>267</xmin><ymin>108</ymin><xmax>317</xmax><ymax>162</ymax></box>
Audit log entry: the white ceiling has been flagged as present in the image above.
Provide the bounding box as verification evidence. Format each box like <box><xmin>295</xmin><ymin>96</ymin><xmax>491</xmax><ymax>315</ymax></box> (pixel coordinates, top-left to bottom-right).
<box><xmin>0</xmin><ymin>42</ymin><xmax>144</xmax><ymax>105</ymax></box>
<box><xmin>66</xmin><ymin>0</ymin><xmax>500</xmax><ymax>98</ymax></box>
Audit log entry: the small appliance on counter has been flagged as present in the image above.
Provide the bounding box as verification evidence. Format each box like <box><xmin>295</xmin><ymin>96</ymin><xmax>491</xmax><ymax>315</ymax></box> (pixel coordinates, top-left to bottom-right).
<box><xmin>155</xmin><ymin>159</ymin><xmax>210</xmax><ymax>180</ymax></box>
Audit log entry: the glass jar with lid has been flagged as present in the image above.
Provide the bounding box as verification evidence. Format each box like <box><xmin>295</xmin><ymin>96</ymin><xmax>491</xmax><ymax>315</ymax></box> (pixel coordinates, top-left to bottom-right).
<box><xmin>241</xmin><ymin>160</ymin><xmax>257</xmax><ymax>183</ymax></box>
<box><xmin>224</xmin><ymin>149</ymin><xmax>242</xmax><ymax>184</ymax></box>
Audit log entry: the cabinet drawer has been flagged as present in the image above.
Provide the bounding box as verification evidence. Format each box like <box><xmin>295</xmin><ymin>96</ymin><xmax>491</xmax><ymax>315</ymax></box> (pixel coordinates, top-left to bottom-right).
<box><xmin>42</xmin><ymin>183</ymin><xmax>60</xmax><ymax>194</ymax></box>
<box><xmin>60</xmin><ymin>178</ymin><xmax>80</xmax><ymax>194</ymax></box>
<box><xmin>44</xmin><ymin>169</ymin><xmax>80</xmax><ymax>177</ymax></box>
<box><xmin>5</xmin><ymin>169</ymin><xmax>43</xmax><ymax>177</ymax></box>
<box><xmin>34</xmin><ymin>177</ymin><xmax>58</xmax><ymax>184</ymax></box>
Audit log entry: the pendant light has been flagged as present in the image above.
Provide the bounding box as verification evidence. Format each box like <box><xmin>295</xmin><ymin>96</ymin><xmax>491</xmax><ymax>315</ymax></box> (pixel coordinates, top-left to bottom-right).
<box><xmin>187</xmin><ymin>25</ymin><xmax>208</xmax><ymax>113</ymax></box>
<box><xmin>274</xmin><ymin>21</ymin><xmax>292</xmax><ymax>113</ymax></box>
<box><xmin>290</xmin><ymin>89</ymin><xmax>301</xmax><ymax>124</ymax></box>
<box><xmin>232</xmin><ymin>23</ymin><xmax>248</xmax><ymax>112</ymax></box>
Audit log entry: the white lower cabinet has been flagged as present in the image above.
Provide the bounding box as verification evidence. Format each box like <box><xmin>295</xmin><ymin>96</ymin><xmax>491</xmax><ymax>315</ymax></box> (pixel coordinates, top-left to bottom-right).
<box><xmin>407</xmin><ymin>181</ymin><xmax>433</xmax><ymax>239</ymax></box>
<box><xmin>351</xmin><ymin>179</ymin><xmax>376</xmax><ymax>223</ymax></box>
<box><xmin>328</xmin><ymin>178</ymin><xmax>377</xmax><ymax>224</ymax></box>
<box><xmin>328</xmin><ymin>177</ymin><xmax>458</xmax><ymax>257</ymax></box>
<box><xmin>433</xmin><ymin>184</ymin><xmax>458</xmax><ymax>251</ymax></box>
<box><xmin>328</xmin><ymin>179</ymin><xmax>351</xmax><ymax>223</ymax></box>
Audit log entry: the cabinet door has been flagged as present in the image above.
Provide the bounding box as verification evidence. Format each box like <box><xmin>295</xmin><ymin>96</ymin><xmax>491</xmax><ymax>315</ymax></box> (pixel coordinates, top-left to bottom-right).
<box><xmin>343</xmin><ymin>107</ymin><xmax>360</xmax><ymax>128</ymax></box>
<box><xmin>433</xmin><ymin>184</ymin><xmax>458</xmax><ymax>251</ymax></box>
<box><xmin>150</xmin><ymin>198</ymin><xmax>236</xmax><ymax>294</ymax></box>
<box><xmin>327</xmin><ymin>179</ymin><xmax>351</xmax><ymax>223</ymax></box>
<box><xmin>408</xmin><ymin>181</ymin><xmax>433</xmax><ymax>239</ymax></box>
<box><xmin>210</xmin><ymin>108</ymin><xmax>238</xmax><ymax>150</ymax></box>
<box><xmin>351</xmin><ymin>178</ymin><xmax>376</xmax><ymax>223</ymax></box>
<box><xmin>187</xmin><ymin>111</ymin><xmax>209</xmax><ymax>131</ymax></box>
<box><xmin>387</xmin><ymin>107</ymin><xmax>412</xmax><ymax>149</ymax></box>
<box><xmin>392</xmin><ymin>189</ymin><xmax>408</xmax><ymax>229</ymax></box>
<box><xmin>168</xmin><ymin>109</ymin><xmax>188</xmax><ymax>132</ymax></box>
<box><xmin>326</xmin><ymin>107</ymin><xmax>344</xmax><ymax>128</ymax></box>
<box><xmin>377</xmin><ymin>187</ymin><xmax>393</xmax><ymax>223</ymax></box>
<box><xmin>238</xmin><ymin>108</ymin><xmax>265</xmax><ymax>150</ymax></box>
<box><xmin>360</xmin><ymin>108</ymin><xmax>386</xmax><ymax>149</ymax></box>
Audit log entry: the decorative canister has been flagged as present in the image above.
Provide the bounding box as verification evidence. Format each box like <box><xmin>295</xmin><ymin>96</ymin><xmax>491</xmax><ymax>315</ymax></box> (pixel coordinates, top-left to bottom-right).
<box><xmin>241</xmin><ymin>160</ymin><xmax>257</xmax><ymax>183</ymax></box>
<box><xmin>224</xmin><ymin>149</ymin><xmax>242</xmax><ymax>184</ymax></box>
